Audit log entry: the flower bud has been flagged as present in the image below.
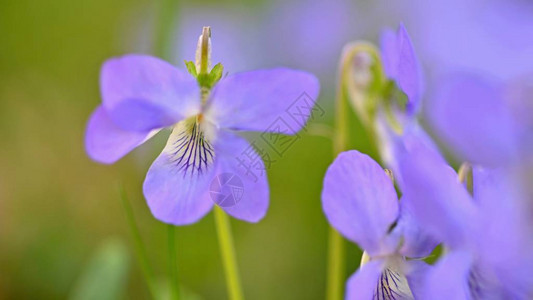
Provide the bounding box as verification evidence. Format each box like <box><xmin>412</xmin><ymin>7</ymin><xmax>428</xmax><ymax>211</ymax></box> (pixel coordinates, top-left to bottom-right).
<box><xmin>195</xmin><ymin>26</ymin><xmax>212</xmax><ymax>75</ymax></box>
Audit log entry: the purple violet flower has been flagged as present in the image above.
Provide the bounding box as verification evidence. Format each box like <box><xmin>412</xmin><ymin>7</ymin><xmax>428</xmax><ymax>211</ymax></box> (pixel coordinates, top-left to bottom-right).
<box><xmin>427</xmin><ymin>72</ymin><xmax>533</xmax><ymax>167</ymax></box>
<box><xmin>374</xmin><ymin>24</ymin><xmax>438</xmax><ymax>180</ymax></box>
<box><xmin>322</xmin><ymin>150</ymin><xmax>436</xmax><ymax>299</ymax></box>
<box><xmin>85</xmin><ymin>31</ymin><xmax>319</xmax><ymax>225</ymax></box>
<box><xmin>427</xmin><ymin>73</ymin><xmax>520</xmax><ymax>167</ymax></box>
<box><xmin>397</xmin><ymin>138</ymin><xmax>533</xmax><ymax>298</ymax></box>
<box><xmin>406</xmin><ymin>0</ymin><xmax>533</xmax><ymax>81</ymax></box>
<box><xmin>263</xmin><ymin>0</ymin><xmax>358</xmax><ymax>78</ymax></box>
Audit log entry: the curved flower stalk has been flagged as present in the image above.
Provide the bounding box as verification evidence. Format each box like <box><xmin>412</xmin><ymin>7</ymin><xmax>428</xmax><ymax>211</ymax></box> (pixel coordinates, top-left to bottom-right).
<box><xmin>397</xmin><ymin>138</ymin><xmax>533</xmax><ymax>299</ymax></box>
<box><xmin>341</xmin><ymin>23</ymin><xmax>438</xmax><ymax>176</ymax></box>
<box><xmin>342</xmin><ymin>23</ymin><xmax>422</xmax><ymax>132</ymax></box>
<box><xmin>322</xmin><ymin>150</ymin><xmax>437</xmax><ymax>299</ymax></box>
<box><xmin>85</xmin><ymin>27</ymin><xmax>320</xmax><ymax>225</ymax></box>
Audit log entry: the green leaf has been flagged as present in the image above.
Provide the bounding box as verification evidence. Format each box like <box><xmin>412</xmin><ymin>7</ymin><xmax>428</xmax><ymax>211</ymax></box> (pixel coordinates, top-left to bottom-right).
<box><xmin>69</xmin><ymin>239</ymin><xmax>130</xmax><ymax>300</ymax></box>
<box><xmin>184</xmin><ymin>60</ymin><xmax>197</xmax><ymax>77</ymax></box>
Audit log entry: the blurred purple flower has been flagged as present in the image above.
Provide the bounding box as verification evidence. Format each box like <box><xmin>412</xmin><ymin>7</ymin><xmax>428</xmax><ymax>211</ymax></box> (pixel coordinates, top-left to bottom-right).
<box><xmin>377</xmin><ymin>118</ymin><xmax>442</xmax><ymax>188</ymax></box>
<box><xmin>380</xmin><ymin>23</ymin><xmax>424</xmax><ymax>115</ymax></box>
<box><xmin>397</xmin><ymin>138</ymin><xmax>533</xmax><ymax>298</ymax></box>
<box><xmin>263</xmin><ymin>0</ymin><xmax>358</xmax><ymax>78</ymax></box>
<box><xmin>375</xmin><ymin>24</ymin><xmax>434</xmax><ymax>176</ymax></box>
<box><xmin>321</xmin><ymin>150</ymin><xmax>436</xmax><ymax>299</ymax></box>
<box><xmin>85</xmin><ymin>54</ymin><xmax>319</xmax><ymax>225</ymax></box>
<box><xmin>405</xmin><ymin>0</ymin><xmax>533</xmax><ymax>81</ymax></box>
<box><xmin>427</xmin><ymin>72</ymin><xmax>533</xmax><ymax>166</ymax></box>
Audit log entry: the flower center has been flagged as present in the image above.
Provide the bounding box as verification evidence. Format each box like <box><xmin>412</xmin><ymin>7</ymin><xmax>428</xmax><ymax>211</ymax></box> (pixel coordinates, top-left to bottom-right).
<box><xmin>165</xmin><ymin>115</ymin><xmax>216</xmax><ymax>178</ymax></box>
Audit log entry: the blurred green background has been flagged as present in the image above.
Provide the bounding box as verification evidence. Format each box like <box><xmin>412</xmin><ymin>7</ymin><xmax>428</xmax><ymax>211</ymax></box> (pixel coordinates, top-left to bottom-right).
<box><xmin>0</xmin><ymin>0</ymin><xmax>378</xmax><ymax>299</ymax></box>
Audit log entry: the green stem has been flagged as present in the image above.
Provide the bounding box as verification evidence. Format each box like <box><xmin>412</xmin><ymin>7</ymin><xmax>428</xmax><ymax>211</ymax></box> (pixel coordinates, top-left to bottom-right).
<box><xmin>168</xmin><ymin>225</ymin><xmax>181</xmax><ymax>300</ymax></box>
<box><xmin>326</xmin><ymin>228</ymin><xmax>345</xmax><ymax>300</ymax></box>
<box><xmin>325</xmin><ymin>63</ymin><xmax>349</xmax><ymax>300</ymax></box>
<box><xmin>119</xmin><ymin>186</ymin><xmax>158</xmax><ymax>300</ymax></box>
<box><xmin>153</xmin><ymin>1</ymin><xmax>183</xmax><ymax>297</ymax></box>
<box><xmin>214</xmin><ymin>206</ymin><xmax>244</xmax><ymax>300</ymax></box>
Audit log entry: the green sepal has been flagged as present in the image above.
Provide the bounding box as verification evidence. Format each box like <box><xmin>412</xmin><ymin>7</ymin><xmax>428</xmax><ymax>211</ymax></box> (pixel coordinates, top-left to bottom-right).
<box><xmin>197</xmin><ymin>63</ymin><xmax>224</xmax><ymax>88</ymax></box>
<box><xmin>184</xmin><ymin>60</ymin><xmax>197</xmax><ymax>77</ymax></box>
<box><xmin>209</xmin><ymin>63</ymin><xmax>224</xmax><ymax>85</ymax></box>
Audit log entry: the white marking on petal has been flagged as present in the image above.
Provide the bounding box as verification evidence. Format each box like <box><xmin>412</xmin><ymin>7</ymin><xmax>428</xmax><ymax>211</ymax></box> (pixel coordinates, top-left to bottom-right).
<box><xmin>164</xmin><ymin>116</ymin><xmax>216</xmax><ymax>178</ymax></box>
<box><xmin>374</xmin><ymin>266</ymin><xmax>413</xmax><ymax>300</ymax></box>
